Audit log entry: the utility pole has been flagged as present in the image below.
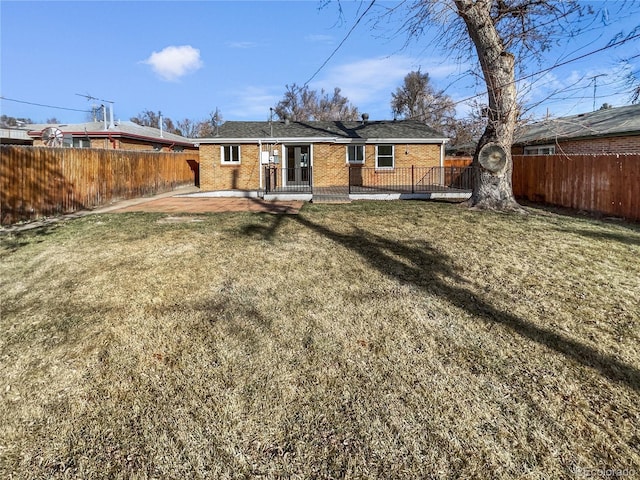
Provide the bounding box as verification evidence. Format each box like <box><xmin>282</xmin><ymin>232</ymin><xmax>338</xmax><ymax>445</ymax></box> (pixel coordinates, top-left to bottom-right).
<box><xmin>589</xmin><ymin>74</ymin><xmax>607</xmax><ymax>111</ymax></box>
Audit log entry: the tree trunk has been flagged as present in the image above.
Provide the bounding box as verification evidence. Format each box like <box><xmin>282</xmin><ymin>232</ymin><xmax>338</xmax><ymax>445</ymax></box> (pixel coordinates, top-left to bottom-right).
<box><xmin>455</xmin><ymin>0</ymin><xmax>522</xmax><ymax>211</ymax></box>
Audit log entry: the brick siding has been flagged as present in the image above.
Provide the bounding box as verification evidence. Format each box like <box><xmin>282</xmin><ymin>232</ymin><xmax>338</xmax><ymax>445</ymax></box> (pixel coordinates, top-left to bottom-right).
<box><xmin>199</xmin><ymin>142</ymin><xmax>443</xmax><ymax>191</ymax></box>
<box><xmin>199</xmin><ymin>144</ymin><xmax>262</xmax><ymax>191</ymax></box>
<box><xmin>513</xmin><ymin>134</ymin><xmax>640</xmax><ymax>155</ymax></box>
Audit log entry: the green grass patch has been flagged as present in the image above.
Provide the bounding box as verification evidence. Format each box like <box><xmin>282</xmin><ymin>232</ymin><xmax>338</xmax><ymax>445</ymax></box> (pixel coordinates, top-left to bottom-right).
<box><xmin>1</xmin><ymin>201</ymin><xmax>639</xmax><ymax>479</ymax></box>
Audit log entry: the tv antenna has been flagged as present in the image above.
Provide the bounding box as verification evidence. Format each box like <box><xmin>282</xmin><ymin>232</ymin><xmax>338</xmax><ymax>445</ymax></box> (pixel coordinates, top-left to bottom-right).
<box><xmin>76</xmin><ymin>93</ymin><xmax>115</xmax><ymax>128</ymax></box>
<box><xmin>589</xmin><ymin>74</ymin><xmax>607</xmax><ymax>111</ymax></box>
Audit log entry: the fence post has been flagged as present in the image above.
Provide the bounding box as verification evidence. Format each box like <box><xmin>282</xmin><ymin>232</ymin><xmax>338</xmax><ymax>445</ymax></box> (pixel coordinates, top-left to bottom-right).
<box><xmin>411</xmin><ymin>165</ymin><xmax>415</xmax><ymax>194</ymax></box>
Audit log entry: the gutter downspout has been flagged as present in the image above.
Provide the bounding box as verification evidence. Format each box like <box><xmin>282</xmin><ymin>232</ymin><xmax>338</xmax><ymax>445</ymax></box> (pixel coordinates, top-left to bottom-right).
<box><xmin>259</xmin><ymin>139</ymin><xmax>263</xmax><ymax>192</ymax></box>
<box><xmin>440</xmin><ymin>140</ymin><xmax>446</xmax><ymax>186</ymax></box>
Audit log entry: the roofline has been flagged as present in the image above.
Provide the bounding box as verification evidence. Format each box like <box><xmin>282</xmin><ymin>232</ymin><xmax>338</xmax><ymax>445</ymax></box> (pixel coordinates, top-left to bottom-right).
<box><xmin>28</xmin><ymin>129</ymin><xmax>196</xmax><ymax>147</ymax></box>
<box><xmin>199</xmin><ymin>137</ymin><xmax>449</xmax><ymax>144</ymax></box>
<box><xmin>514</xmin><ymin>129</ymin><xmax>640</xmax><ymax>146</ymax></box>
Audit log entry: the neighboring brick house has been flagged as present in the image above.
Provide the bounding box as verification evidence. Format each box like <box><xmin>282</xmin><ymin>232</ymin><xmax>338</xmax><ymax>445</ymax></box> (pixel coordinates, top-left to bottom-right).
<box><xmin>27</xmin><ymin>121</ymin><xmax>198</xmax><ymax>152</ymax></box>
<box><xmin>513</xmin><ymin>103</ymin><xmax>640</xmax><ymax>155</ymax></box>
<box><xmin>198</xmin><ymin>118</ymin><xmax>448</xmax><ymax>193</ymax></box>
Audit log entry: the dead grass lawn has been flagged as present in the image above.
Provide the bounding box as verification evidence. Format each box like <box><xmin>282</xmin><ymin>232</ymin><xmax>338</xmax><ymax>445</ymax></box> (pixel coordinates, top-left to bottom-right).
<box><xmin>1</xmin><ymin>201</ymin><xmax>639</xmax><ymax>479</ymax></box>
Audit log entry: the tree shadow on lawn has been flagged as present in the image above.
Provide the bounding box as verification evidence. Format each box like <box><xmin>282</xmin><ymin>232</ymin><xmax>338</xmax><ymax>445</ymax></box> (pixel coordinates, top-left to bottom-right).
<box><xmin>242</xmin><ymin>210</ymin><xmax>640</xmax><ymax>392</ymax></box>
<box><xmin>0</xmin><ymin>224</ymin><xmax>60</xmax><ymax>257</ymax></box>
<box><xmin>553</xmin><ymin>226</ymin><xmax>640</xmax><ymax>247</ymax></box>
<box><xmin>240</xmin><ymin>211</ymin><xmax>289</xmax><ymax>242</ymax></box>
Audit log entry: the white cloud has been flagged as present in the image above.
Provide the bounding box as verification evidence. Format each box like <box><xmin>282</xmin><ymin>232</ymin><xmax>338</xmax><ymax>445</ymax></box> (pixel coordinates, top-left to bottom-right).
<box><xmin>226</xmin><ymin>41</ymin><xmax>258</xmax><ymax>49</ymax></box>
<box><xmin>142</xmin><ymin>45</ymin><xmax>203</xmax><ymax>82</ymax></box>
<box><xmin>227</xmin><ymin>86</ymin><xmax>280</xmax><ymax>119</ymax></box>
<box><xmin>305</xmin><ymin>34</ymin><xmax>334</xmax><ymax>44</ymax></box>
<box><xmin>310</xmin><ymin>56</ymin><xmax>460</xmax><ymax>118</ymax></box>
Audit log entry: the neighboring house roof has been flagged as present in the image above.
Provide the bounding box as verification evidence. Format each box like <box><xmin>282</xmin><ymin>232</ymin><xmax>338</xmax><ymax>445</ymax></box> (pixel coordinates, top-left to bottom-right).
<box><xmin>26</xmin><ymin>121</ymin><xmax>196</xmax><ymax>146</ymax></box>
<box><xmin>200</xmin><ymin>119</ymin><xmax>448</xmax><ymax>143</ymax></box>
<box><xmin>0</xmin><ymin>127</ymin><xmax>33</xmax><ymax>145</ymax></box>
<box><xmin>514</xmin><ymin>103</ymin><xmax>640</xmax><ymax>145</ymax></box>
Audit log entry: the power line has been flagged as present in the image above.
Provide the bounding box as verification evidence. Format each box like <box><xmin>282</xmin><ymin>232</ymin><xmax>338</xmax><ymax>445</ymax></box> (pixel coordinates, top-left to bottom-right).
<box><xmin>453</xmin><ymin>30</ymin><xmax>640</xmax><ymax>109</ymax></box>
<box><xmin>0</xmin><ymin>96</ymin><xmax>92</xmax><ymax>113</ymax></box>
<box><xmin>303</xmin><ymin>0</ymin><xmax>376</xmax><ymax>87</ymax></box>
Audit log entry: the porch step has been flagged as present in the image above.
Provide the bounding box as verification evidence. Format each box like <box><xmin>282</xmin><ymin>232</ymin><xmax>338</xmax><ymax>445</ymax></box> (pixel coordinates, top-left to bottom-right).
<box><xmin>312</xmin><ymin>194</ymin><xmax>352</xmax><ymax>204</ymax></box>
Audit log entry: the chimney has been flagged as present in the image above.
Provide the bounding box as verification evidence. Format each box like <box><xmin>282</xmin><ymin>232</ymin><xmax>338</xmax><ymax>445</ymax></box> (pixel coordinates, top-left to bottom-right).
<box><xmin>361</xmin><ymin>113</ymin><xmax>369</xmax><ymax>124</ymax></box>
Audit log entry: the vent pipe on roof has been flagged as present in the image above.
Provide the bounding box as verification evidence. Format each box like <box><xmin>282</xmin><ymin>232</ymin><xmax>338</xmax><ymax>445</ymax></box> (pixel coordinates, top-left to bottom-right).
<box><xmin>102</xmin><ymin>104</ymin><xmax>107</xmax><ymax>131</ymax></box>
<box><xmin>159</xmin><ymin>111</ymin><xmax>164</xmax><ymax>138</ymax></box>
<box><xmin>361</xmin><ymin>113</ymin><xmax>369</xmax><ymax>124</ymax></box>
<box><xmin>109</xmin><ymin>102</ymin><xmax>115</xmax><ymax>129</ymax></box>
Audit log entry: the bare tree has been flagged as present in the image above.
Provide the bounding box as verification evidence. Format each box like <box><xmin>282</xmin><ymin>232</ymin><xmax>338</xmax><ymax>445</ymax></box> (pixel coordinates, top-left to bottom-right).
<box><xmin>169</xmin><ymin>109</ymin><xmax>224</xmax><ymax>138</ymax></box>
<box><xmin>383</xmin><ymin>0</ymin><xmax>587</xmax><ymax>210</ymax></box>
<box><xmin>274</xmin><ymin>84</ymin><xmax>359</xmax><ymax>121</ymax></box>
<box><xmin>623</xmin><ymin>53</ymin><xmax>640</xmax><ymax>104</ymax></box>
<box><xmin>448</xmin><ymin>99</ymin><xmax>487</xmax><ymax>153</ymax></box>
<box><xmin>391</xmin><ymin>70</ymin><xmax>456</xmax><ymax>127</ymax></box>
<box><xmin>0</xmin><ymin>115</ymin><xmax>33</xmax><ymax>127</ymax></box>
<box><xmin>203</xmin><ymin>108</ymin><xmax>224</xmax><ymax>137</ymax></box>
<box><xmin>176</xmin><ymin>118</ymin><xmax>201</xmax><ymax>138</ymax></box>
<box><xmin>130</xmin><ymin>110</ymin><xmax>181</xmax><ymax>135</ymax></box>
<box><xmin>130</xmin><ymin>110</ymin><xmax>161</xmax><ymax>128</ymax></box>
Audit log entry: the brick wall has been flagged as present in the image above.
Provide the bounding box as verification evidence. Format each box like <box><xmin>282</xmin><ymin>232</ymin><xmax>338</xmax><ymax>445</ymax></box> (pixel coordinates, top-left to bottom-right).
<box><xmin>513</xmin><ymin>135</ymin><xmax>640</xmax><ymax>155</ymax></box>
<box><xmin>556</xmin><ymin>135</ymin><xmax>640</xmax><ymax>154</ymax></box>
<box><xmin>394</xmin><ymin>143</ymin><xmax>441</xmax><ymax>168</ymax></box>
<box><xmin>199</xmin><ymin>144</ymin><xmax>261</xmax><ymax>191</ymax></box>
<box><xmin>313</xmin><ymin>144</ymin><xmax>347</xmax><ymax>187</ymax></box>
<box><xmin>199</xmin><ymin>142</ymin><xmax>443</xmax><ymax>191</ymax></box>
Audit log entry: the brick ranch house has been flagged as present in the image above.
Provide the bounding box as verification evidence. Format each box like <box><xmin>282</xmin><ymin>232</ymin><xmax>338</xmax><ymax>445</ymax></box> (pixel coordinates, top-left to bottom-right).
<box><xmin>197</xmin><ymin>118</ymin><xmax>454</xmax><ymax>199</ymax></box>
<box><xmin>513</xmin><ymin>103</ymin><xmax>640</xmax><ymax>155</ymax></box>
<box><xmin>27</xmin><ymin>121</ymin><xmax>198</xmax><ymax>152</ymax></box>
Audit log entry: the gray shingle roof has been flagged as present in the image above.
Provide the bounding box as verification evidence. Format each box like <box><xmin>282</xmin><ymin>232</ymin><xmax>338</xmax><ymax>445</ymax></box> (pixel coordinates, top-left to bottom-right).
<box><xmin>26</xmin><ymin>121</ymin><xmax>195</xmax><ymax>145</ymax></box>
<box><xmin>202</xmin><ymin>119</ymin><xmax>447</xmax><ymax>142</ymax></box>
<box><xmin>515</xmin><ymin>104</ymin><xmax>640</xmax><ymax>145</ymax></box>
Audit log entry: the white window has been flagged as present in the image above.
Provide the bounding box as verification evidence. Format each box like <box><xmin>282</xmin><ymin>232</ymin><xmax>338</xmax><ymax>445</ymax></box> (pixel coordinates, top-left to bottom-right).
<box><xmin>221</xmin><ymin>145</ymin><xmax>241</xmax><ymax>164</ymax></box>
<box><xmin>376</xmin><ymin>145</ymin><xmax>394</xmax><ymax>169</ymax></box>
<box><xmin>524</xmin><ymin>145</ymin><xmax>555</xmax><ymax>155</ymax></box>
<box><xmin>72</xmin><ymin>137</ymin><xmax>91</xmax><ymax>148</ymax></box>
<box><xmin>347</xmin><ymin>145</ymin><xmax>364</xmax><ymax>164</ymax></box>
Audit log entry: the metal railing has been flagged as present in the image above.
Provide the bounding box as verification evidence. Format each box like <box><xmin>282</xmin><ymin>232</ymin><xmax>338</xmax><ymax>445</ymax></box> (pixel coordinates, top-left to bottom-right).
<box><xmin>349</xmin><ymin>166</ymin><xmax>475</xmax><ymax>194</ymax></box>
<box><xmin>264</xmin><ymin>166</ymin><xmax>313</xmax><ymax>193</ymax></box>
<box><xmin>262</xmin><ymin>165</ymin><xmax>474</xmax><ymax>195</ymax></box>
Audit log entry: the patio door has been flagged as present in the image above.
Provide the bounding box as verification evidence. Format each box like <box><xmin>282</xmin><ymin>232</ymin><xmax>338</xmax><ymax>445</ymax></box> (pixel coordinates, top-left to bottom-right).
<box><xmin>285</xmin><ymin>145</ymin><xmax>311</xmax><ymax>187</ymax></box>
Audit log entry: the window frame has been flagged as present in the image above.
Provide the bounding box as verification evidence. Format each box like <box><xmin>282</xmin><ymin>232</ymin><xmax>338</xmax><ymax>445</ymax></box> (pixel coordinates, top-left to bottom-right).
<box><xmin>346</xmin><ymin>144</ymin><xmax>365</xmax><ymax>164</ymax></box>
<box><xmin>221</xmin><ymin>145</ymin><xmax>241</xmax><ymax>164</ymax></box>
<box><xmin>72</xmin><ymin>137</ymin><xmax>91</xmax><ymax>148</ymax></box>
<box><xmin>524</xmin><ymin>144</ymin><xmax>555</xmax><ymax>155</ymax></box>
<box><xmin>375</xmin><ymin>144</ymin><xmax>394</xmax><ymax>169</ymax></box>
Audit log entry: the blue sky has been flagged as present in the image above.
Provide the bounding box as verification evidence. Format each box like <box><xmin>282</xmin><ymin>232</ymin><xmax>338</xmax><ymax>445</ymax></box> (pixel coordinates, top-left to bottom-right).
<box><xmin>1</xmin><ymin>0</ymin><xmax>639</xmax><ymax>126</ymax></box>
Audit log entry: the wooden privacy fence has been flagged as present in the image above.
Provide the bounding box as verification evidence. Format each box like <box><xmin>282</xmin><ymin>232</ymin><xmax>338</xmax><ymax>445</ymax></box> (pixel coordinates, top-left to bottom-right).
<box><xmin>512</xmin><ymin>154</ymin><xmax>640</xmax><ymax>222</ymax></box>
<box><xmin>444</xmin><ymin>157</ymin><xmax>473</xmax><ymax>168</ymax></box>
<box><xmin>1</xmin><ymin>146</ymin><xmax>199</xmax><ymax>225</ymax></box>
